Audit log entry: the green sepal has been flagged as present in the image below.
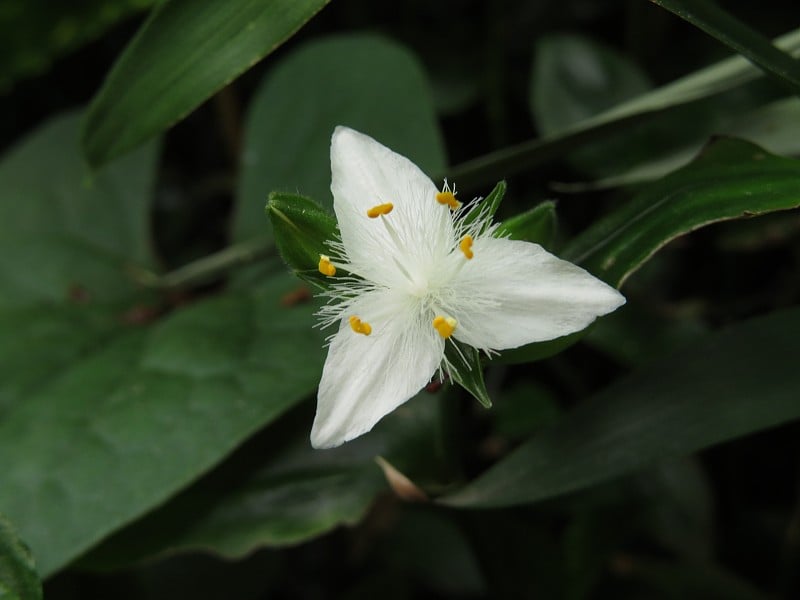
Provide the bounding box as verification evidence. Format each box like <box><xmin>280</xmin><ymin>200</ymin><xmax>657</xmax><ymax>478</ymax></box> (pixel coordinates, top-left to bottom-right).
<box><xmin>445</xmin><ymin>340</ymin><xmax>492</xmax><ymax>408</ymax></box>
<box><xmin>462</xmin><ymin>180</ymin><xmax>506</xmax><ymax>233</ymax></box>
<box><xmin>496</xmin><ymin>200</ymin><xmax>557</xmax><ymax>249</ymax></box>
<box><xmin>266</xmin><ymin>192</ymin><xmax>338</xmax><ymax>288</ymax></box>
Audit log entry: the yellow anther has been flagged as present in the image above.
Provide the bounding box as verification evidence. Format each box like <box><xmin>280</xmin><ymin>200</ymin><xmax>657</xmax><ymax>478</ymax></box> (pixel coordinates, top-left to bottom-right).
<box><xmin>318</xmin><ymin>254</ymin><xmax>336</xmax><ymax>277</ymax></box>
<box><xmin>349</xmin><ymin>315</ymin><xmax>372</xmax><ymax>336</ymax></box>
<box><xmin>459</xmin><ymin>235</ymin><xmax>474</xmax><ymax>260</ymax></box>
<box><xmin>435</xmin><ymin>190</ymin><xmax>461</xmax><ymax>210</ymax></box>
<box><xmin>367</xmin><ymin>203</ymin><xmax>394</xmax><ymax>218</ymax></box>
<box><xmin>432</xmin><ymin>315</ymin><xmax>457</xmax><ymax>339</ymax></box>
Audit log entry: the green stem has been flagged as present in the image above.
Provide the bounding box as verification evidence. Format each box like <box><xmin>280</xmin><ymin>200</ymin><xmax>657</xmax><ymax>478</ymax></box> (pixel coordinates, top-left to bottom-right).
<box><xmin>131</xmin><ymin>237</ymin><xmax>274</xmax><ymax>290</ymax></box>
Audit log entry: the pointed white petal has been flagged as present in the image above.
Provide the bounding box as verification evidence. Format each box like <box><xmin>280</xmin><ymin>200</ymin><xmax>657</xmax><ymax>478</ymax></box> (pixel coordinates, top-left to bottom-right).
<box><xmin>311</xmin><ymin>289</ymin><xmax>444</xmax><ymax>449</ymax></box>
<box><xmin>330</xmin><ymin>127</ymin><xmax>453</xmax><ymax>288</ymax></box>
<box><xmin>448</xmin><ymin>237</ymin><xmax>625</xmax><ymax>351</ymax></box>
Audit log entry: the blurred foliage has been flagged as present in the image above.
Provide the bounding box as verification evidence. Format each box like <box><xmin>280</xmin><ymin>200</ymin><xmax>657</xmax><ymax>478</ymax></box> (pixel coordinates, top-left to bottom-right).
<box><xmin>0</xmin><ymin>0</ymin><xmax>155</xmax><ymax>91</ymax></box>
<box><xmin>1</xmin><ymin>1</ymin><xmax>799</xmax><ymax>599</ymax></box>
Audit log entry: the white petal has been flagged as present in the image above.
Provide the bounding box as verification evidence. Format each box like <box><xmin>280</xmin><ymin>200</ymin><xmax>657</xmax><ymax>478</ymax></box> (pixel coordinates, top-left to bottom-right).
<box><xmin>311</xmin><ymin>289</ymin><xmax>444</xmax><ymax>449</ymax></box>
<box><xmin>330</xmin><ymin>127</ymin><xmax>453</xmax><ymax>288</ymax></box>
<box><xmin>448</xmin><ymin>237</ymin><xmax>625</xmax><ymax>351</ymax></box>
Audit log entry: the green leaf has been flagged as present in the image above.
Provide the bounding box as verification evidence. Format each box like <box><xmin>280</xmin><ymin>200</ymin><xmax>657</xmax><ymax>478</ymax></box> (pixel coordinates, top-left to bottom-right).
<box><xmin>0</xmin><ymin>0</ymin><xmax>156</xmax><ymax>91</ymax></box>
<box><xmin>562</xmin><ymin>137</ymin><xmax>800</xmax><ymax>287</ymax></box>
<box><xmin>462</xmin><ymin>180</ymin><xmax>506</xmax><ymax>232</ymax></box>
<box><xmin>495</xmin><ymin>330</ymin><xmax>585</xmax><ymax>366</ymax></box>
<box><xmin>531</xmin><ymin>34</ymin><xmax>651</xmax><ymax>136</ymax></box>
<box><xmin>78</xmin><ymin>391</ymin><xmax>445</xmax><ymax>568</ymax></box>
<box><xmin>492</xmin><ymin>381</ymin><xmax>561</xmax><ymax>441</ymax></box>
<box><xmin>82</xmin><ymin>0</ymin><xmax>332</xmax><ymax>166</ymax></box>
<box><xmin>446</xmin><ymin>341</ymin><xmax>491</xmax><ymax>408</ymax></box>
<box><xmin>448</xmin><ymin>26</ymin><xmax>800</xmax><ymax>189</ymax></box>
<box><xmin>0</xmin><ymin>277</ymin><xmax>326</xmax><ymax>577</ymax></box>
<box><xmin>496</xmin><ymin>200</ymin><xmax>557</xmax><ymax>248</ymax></box>
<box><xmin>0</xmin><ymin>112</ymin><xmax>159</xmax><ymax>304</ymax></box>
<box><xmin>651</xmin><ymin>0</ymin><xmax>800</xmax><ymax>95</ymax></box>
<box><xmin>585</xmin><ymin>303</ymin><xmax>708</xmax><ymax>367</ymax></box>
<box><xmin>441</xmin><ymin>306</ymin><xmax>800</xmax><ymax>508</ymax></box>
<box><xmin>0</xmin><ymin>112</ymin><xmax>159</xmax><ymax>416</ymax></box>
<box><xmin>234</xmin><ymin>34</ymin><xmax>446</xmax><ymax>243</ymax></box>
<box><xmin>0</xmin><ymin>112</ymin><xmax>328</xmax><ymax>577</ymax></box>
<box><xmin>266</xmin><ymin>192</ymin><xmax>338</xmax><ymax>287</ymax></box>
<box><xmin>639</xmin><ymin>459</ymin><xmax>714</xmax><ymax>562</ymax></box>
<box><xmin>558</xmin><ymin>96</ymin><xmax>800</xmax><ymax>191</ymax></box>
<box><xmin>0</xmin><ymin>513</ymin><xmax>42</xmax><ymax>600</ymax></box>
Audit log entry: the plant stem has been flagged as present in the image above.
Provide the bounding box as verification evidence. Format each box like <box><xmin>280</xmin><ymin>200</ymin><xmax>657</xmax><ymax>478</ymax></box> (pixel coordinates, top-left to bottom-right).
<box><xmin>131</xmin><ymin>237</ymin><xmax>274</xmax><ymax>290</ymax></box>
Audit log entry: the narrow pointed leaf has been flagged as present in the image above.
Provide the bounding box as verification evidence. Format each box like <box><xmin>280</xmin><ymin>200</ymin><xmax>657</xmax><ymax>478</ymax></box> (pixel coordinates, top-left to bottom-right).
<box><xmin>651</xmin><ymin>0</ymin><xmax>800</xmax><ymax>95</ymax></box>
<box><xmin>447</xmin><ymin>27</ymin><xmax>800</xmax><ymax>188</ymax></box>
<box><xmin>562</xmin><ymin>137</ymin><xmax>800</xmax><ymax>287</ymax></box>
<box><xmin>442</xmin><ymin>307</ymin><xmax>800</xmax><ymax>508</ymax></box>
<box><xmin>463</xmin><ymin>180</ymin><xmax>506</xmax><ymax>232</ymax></box>
<box><xmin>496</xmin><ymin>200</ymin><xmax>557</xmax><ymax>248</ymax></box>
<box><xmin>83</xmin><ymin>0</ymin><xmax>332</xmax><ymax>166</ymax></box>
<box><xmin>447</xmin><ymin>341</ymin><xmax>491</xmax><ymax>408</ymax></box>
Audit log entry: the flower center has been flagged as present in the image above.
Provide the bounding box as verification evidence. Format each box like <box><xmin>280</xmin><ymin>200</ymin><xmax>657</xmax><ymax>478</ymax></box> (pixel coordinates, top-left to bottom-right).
<box><xmin>347</xmin><ymin>191</ymin><xmax>475</xmax><ymax>339</ymax></box>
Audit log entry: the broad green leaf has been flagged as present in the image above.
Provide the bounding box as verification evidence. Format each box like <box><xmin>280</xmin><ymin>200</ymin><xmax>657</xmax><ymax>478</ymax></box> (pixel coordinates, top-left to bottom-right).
<box><xmin>83</xmin><ymin>445</ymin><xmax>386</xmax><ymax>567</ymax></box>
<box><xmin>562</xmin><ymin>137</ymin><xmax>800</xmax><ymax>287</ymax></box>
<box><xmin>83</xmin><ymin>0</ymin><xmax>332</xmax><ymax>166</ymax></box>
<box><xmin>234</xmin><ymin>34</ymin><xmax>446</xmax><ymax>243</ymax></box>
<box><xmin>0</xmin><ymin>513</ymin><xmax>42</xmax><ymax>600</ymax></box>
<box><xmin>531</xmin><ymin>34</ymin><xmax>651</xmax><ymax>136</ymax></box>
<box><xmin>0</xmin><ymin>112</ymin><xmax>159</xmax><ymax>416</ymax></box>
<box><xmin>78</xmin><ymin>391</ymin><xmax>445</xmax><ymax>568</ymax></box>
<box><xmin>0</xmin><ymin>112</ymin><xmax>158</xmax><ymax>305</ymax></box>
<box><xmin>0</xmin><ymin>0</ymin><xmax>155</xmax><ymax>91</ymax></box>
<box><xmin>652</xmin><ymin>0</ymin><xmax>800</xmax><ymax>95</ymax></box>
<box><xmin>0</xmin><ymin>276</ymin><xmax>326</xmax><ymax>577</ymax></box>
<box><xmin>441</xmin><ymin>306</ymin><xmax>800</xmax><ymax>508</ymax></box>
<box><xmin>266</xmin><ymin>192</ymin><xmax>337</xmax><ymax>288</ymax></box>
<box><xmin>0</xmin><ymin>111</ymin><xmax>329</xmax><ymax>578</ymax></box>
<box><xmin>448</xmin><ymin>27</ymin><xmax>800</xmax><ymax>189</ymax></box>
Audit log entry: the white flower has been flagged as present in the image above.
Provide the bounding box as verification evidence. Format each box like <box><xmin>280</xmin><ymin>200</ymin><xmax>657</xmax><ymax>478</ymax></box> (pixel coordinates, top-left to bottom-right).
<box><xmin>311</xmin><ymin>127</ymin><xmax>625</xmax><ymax>449</ymax></box>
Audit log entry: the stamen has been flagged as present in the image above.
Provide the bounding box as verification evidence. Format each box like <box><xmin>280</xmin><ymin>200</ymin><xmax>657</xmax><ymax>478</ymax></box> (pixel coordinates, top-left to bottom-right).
<box><xmin>367</xmin><ymin>203</ymin><xmax>394</xmax><ymax>218</ymax></box>
<box><xmin>459</xmin><ymin>235</ymin><xmax>474</xmax><ymax>259</ymax></box>
<box><xmin>318</xmin><ymin>254</ymin><xmax>336</xmax><ymax>277</ymax></box>
<box><xmin>433</xmin><ymin>315</ymin><xmax>457</xmax><ymax>339</ymax></box>
<box><xmin>349</xmin><ymin>315</ymin><xmax>372</xmax><ymax>336</ymax></box>
<box><xmin>435</xmin><ymin>191</ymin><xmax>461</xmax><ymax>210</ymax></box>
